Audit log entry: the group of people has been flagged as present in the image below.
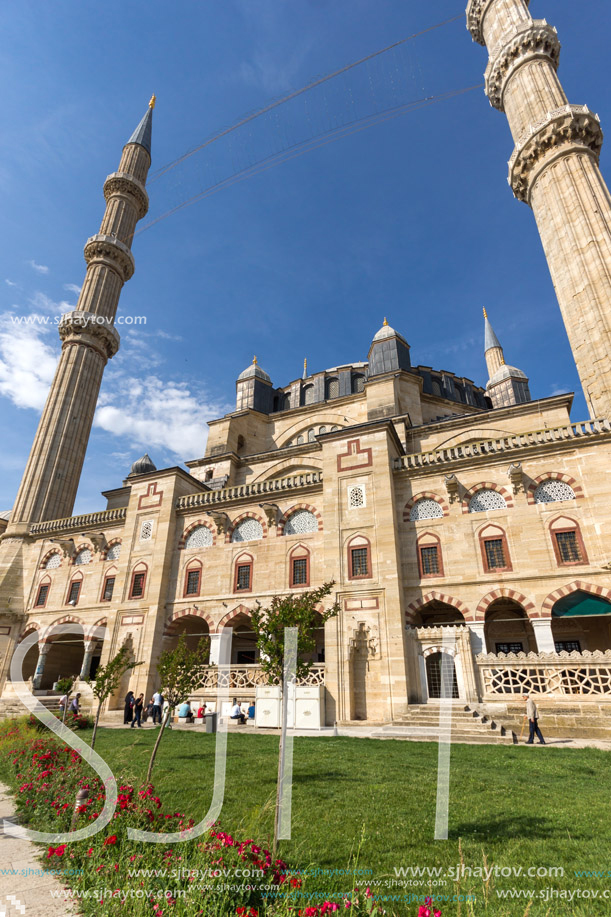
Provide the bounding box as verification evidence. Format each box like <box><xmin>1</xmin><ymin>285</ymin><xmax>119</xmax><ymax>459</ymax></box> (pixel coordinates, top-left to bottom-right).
<box><xmin>124</xmin><ymin>691</ymin><xmax>166</xmax><ymax>727</ymax></box>
<box><xmin>230</xmin><ymin>699</ymin><xmax>255</xmax><ymax>725</ymax></box>
<box><xmin>59</xmin><ymin>692</ymin><xmax>81</xmax><ymax>716</ymax></box>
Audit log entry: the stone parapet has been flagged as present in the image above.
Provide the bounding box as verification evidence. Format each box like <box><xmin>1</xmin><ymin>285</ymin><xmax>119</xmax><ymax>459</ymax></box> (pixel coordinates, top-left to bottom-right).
<box><xmin>485</xmin><ymin>19</ymin><xmax>560</xmax><ymax>111</ymax></box>
<box><xmin>176</xmin><ymin>470</ymin><xmax>323</xmax><ymax>512</ymax></box>
<box><xmin>508</xmin><ymin>104</ymin><xmax>603</xmax><ymax>202</ymax></box>
<box><xmin>29</xmin><ymin>507</ymin><xmax>126</xmax><ymax>536</ymax></box>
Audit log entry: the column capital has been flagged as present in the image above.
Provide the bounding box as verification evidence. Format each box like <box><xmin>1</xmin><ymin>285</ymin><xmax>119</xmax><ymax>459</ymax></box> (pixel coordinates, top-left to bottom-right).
<box><xmin>84</xmin><ymin>233</ymin><xmax>135</xmax><ymax>282</ymax></box>
<box><xmin>103</xmin><ymin>171</ymin><xmax>149</xmax><ymax>220</ymax></box>
<box><xmin>486</xmin><ymin>20</ymin><xmax>560</xmax><ymax>111</ymax></box>
<box><xmin>509</xmin><ymin>105</ymin><xmax>602</xmax><ymax>203</ymax></box>
<box><xmin>58</xmin><ymin>310</ymin><xmax>121</xmax><ymax>360</ymax></box>
<box><xmin>466</xmin><ymin>0</ymin><xmax>531</xmax><ymax>46</ymax></box>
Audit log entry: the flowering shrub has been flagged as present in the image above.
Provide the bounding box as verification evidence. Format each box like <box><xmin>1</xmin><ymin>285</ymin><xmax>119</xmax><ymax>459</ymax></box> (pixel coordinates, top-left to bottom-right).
<box><xmin>25</xmin><ymin>711</ymin><xmax>94</xmax><ymax>731</ymax></box>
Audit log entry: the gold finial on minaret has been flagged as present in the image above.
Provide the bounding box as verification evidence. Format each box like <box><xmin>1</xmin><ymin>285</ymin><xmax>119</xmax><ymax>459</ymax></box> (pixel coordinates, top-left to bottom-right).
<box><xmin>253</xmin><ymin>355</ymin><xmax>258</xmax><ymax>365</ymax></box>
<box><xmin>483</xmin><ymin>307</ymin><xmax>488</xmax><ymax>319</ymax></box>
<box><xmin>149</xmin><ymin>94</ymin><xmax>156</xmax><ymax>109</ymax></box>
<box><xmin>303</xmin><ymin>357</ymin><xmax>307</xmax><ymax>378</ymax></box>
<box><xmin>383</xmin><ymin>317</ymin><xmax>388</xmax><ymax>326</ymax></box>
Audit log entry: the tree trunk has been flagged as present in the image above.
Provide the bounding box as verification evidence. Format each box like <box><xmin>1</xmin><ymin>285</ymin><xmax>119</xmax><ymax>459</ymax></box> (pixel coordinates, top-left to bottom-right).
<box><xmin>90</xmin><ymin>700</ymin><xmax>103</xmax><ymax>750</ymax></box>
<box><xmin>146</xmin><ymin>705</ymin><xmax>171</xmax><ymax>784</ymax></box>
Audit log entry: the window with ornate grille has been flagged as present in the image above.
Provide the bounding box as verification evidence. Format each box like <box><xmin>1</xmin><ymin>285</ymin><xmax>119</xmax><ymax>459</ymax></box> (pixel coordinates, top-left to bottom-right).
<box><xmin>130</xmin><ymin>572</ymin><xmax>146</xmax><ymax>599</ymax></box>
<box><xmin>236</xmin><ymin>564</ymin><xmax>251</xmax><ymax>591</ymax></box>
<box><xmin>555</xmin><ymin>530</ymin><xmax>582</xmax><ymax>564</ymax></box>
<box><xmin>102</xmin><ymin>576</ymin><xmax>115</xmax><ymax>602</ymax></box>
<box><xmin>483</xmin><ymin>538</ymin><xmax>507</xmax><ymax>570</ymax></box>
<box><xmin>35</xmin><ymin>584</ymin><xmax>49</xmax><ymax>607</ymax></box>
<box><xmin>185</xmin><ymin>569</ymin><xmax>200</xmax><ymax>596</ymax></box>
<box><xmin>420</xmin><ymin>546</ymin><xmax>440</xmax><ymax>576</ymax></box>
<box><xmin>495</xmin><ymin>642</ymin><xmax>524</xmax><ymax>655</ymax></box>
<box><xmin>555</xmin><ymin>640</ymin><xmax>581</xmax><ymax>653</ymax></box>
<box><xmin>67</xmin><ymin>581</ymin><xmax>81</xmax><ymax>605</ymax></box>
<box><xmin>351</xmin><ymin>547</ymin><xmax>369</xmax><ymax>577</ymax></box>
<box><xmin>292</xmin><ymin>557</ymin><xmax>308</xmax><ymax>586</ymax></box>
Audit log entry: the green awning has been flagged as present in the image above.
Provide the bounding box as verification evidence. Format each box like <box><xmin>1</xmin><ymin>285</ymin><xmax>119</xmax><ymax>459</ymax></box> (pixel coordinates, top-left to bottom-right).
<box><xmin>552</xmin><ymin>591</ymin><xmax>611</xmax><ymax>618</ymax></box>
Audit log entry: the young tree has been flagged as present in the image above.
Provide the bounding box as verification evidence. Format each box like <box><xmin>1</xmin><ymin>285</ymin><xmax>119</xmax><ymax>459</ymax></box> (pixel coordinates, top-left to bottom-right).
<box><xmin>250</xmin><ymin>582</ymin><xmax>340</xmax><ymax>854</ymax></box>
<box><xmin>146</xmin><ymin>633</ymin><xmax>210</xmax><ymax>783</ymax></box>
<box><xmin>86</xmin><ymin>645</ymin><xmax>142</xmax><ymax>749</ymax></box>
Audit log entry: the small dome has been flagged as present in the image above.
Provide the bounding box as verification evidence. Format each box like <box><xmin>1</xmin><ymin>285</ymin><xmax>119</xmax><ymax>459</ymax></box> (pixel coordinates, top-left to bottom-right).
<box><xmin>372</xmin><ymin>319</ymin><xmax>408</xmax><ymax>345</ymax></box>
<box><xmin>487</xmin><ymin>364</ymin><xmax>528</xmax><ymax>386</ymax></box>
<box><xmin>130</xmin><ymin>453</ymin><xmax>157</xmax><ymax>475</ymax></box>
<box><xmin>238</xmin><ymin>357</ymin><xmax>271</xmax><ymax>383</ymax></box>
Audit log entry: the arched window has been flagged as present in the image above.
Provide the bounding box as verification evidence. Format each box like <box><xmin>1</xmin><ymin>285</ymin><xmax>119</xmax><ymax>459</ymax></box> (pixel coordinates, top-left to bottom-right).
<box><xmin>74</xmin><ymin>548</ymin><xmax>92</xmax><ymax>565</ymax></box>
<box><xmin>284</xmin><ymin>509</ymin><xmax>318</xmax><ymax>536</ymax></box>
<box><xmin>183</xmin><ymin>560</ymin><xmax>202</xmax><ymax>597</ymax></box>
<box><xmin>431</xmin><ymin>379</ymin><xmax>442</xmax><ymax>397</ymax></box>
<box><xmin>283</xmin><ymin>392</ymin><xmax>291</xmax><ymax>411</ymax></box>
<box><xmin>101</xmin><ymin>571</ymin><xmax>116</xmax><ymax>602</ymax></box>
<box><xmin>272</xmin><ymin>395</ymin><xmax>280</xmax><ymax>413</ymax></box>
<box><xmin>234</xmin><ymin>553</ymin><xmax>253</xmax><ymax>593</ymax></box>
<box><xmin>351</xmin><ymin>374</ymin><xmax>365</xmax><ymax>394</ymax></box>
<box><xmin>534</xmin><ymin>480</ymin><xmax>576</xmax><ymax>504</ymax></box>
<box><xmin>184</xmin><ymin>525</ymin><xmax>213</xmax><ymax>549</ymax></box>
<box><xmin>129</xmin><ymin>563</ymin><xmax>148</xmax><ymax>600</ymax></box>
<box><xmin>549</xmin><ymin>517</ymin><xmax>588</xmax><ymax>566</ymax></box>
<box><xmin>289</xmin><ymin>545</ymin><xmax>310</xmax><ymax>588</ymax></box>
<box><xmin>105</xmin><ymin>542</ymin><xmax>121</xmax><ymax>562</ymax></box>
<box><xmin>478</xmin><ymin>524</ymin><xmax>512</xmax><ymax>573</ymax></box>
<box><xmin>296</xmin><ymin>434</ymin><xmax>304</xmax><ymax>445</ymax></box>
<box><xmin>326</xmin><ymin>377</ymin><xmax>339</xmax><ymax>400</ymax></box>
<box><xmin>231</xmin><ymin>518</ymin><xmax>263</xmax><ymax>543</ymax></box>
<box><xmin>35</xmin><ymin>577</ymin><xmax>51</xmax><ymax>608</ymax></box>
<box><xmin>330</xmin><ymin>425</ymin><xmax>340</xmax><ymax>432</ymax></box>
<box><xmin>319</xmin><ymin>426</ymin><xmax>327</xmax><ymax>435</ymax></box>
<box><xmin>301</xmin><ymin>384</ymin><xmax>314</xmax><ymax>406</ymax></box>
<box><xmin>409</xmin><ymin>498</ymin><xmax>444</xmax><ymax>522</ymax></box>
<box><xmin>347</xmin><ymin>534</ymin><xmax>372</xmax><ymax>580</ymax></box>
<box><xmin>308</xmin><ymin>429</ymin><xmax>316</xmax><ymax>443</ymax></box>
<box><xmin>468</xmin><ymin>489</ymin><xmax>506</xmax><ymax>513</ymax></box>
<box><xmin>44</xmin><ymin>552</ymin><xmax>61</xmax><ymax>570</ymax></box>
<box><xmin>417</xmin><ymin>533</ymin><xmax>444</xmax><ymax>578</ymax></box>
<box><xmin>66</xmin><ymin>573</ymin><xmax>83</xmax><ymax>606</ymax></box>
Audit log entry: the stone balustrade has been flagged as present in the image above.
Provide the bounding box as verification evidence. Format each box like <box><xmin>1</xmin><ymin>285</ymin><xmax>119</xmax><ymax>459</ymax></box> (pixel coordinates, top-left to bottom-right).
<box><xmin>193</xmin><ymin>663</ymin><xmax>325</xmax><ymax>691</ymax></box>
<box><xmin>394</xmin><ymin>418</ymin><xmax>611</xmax><ymax>472</ymax></box>
<box><xmin>29</xmin><ymin>507</ymin><xmax>127</xmax><ymax>536</ymax></box>
<box><xmin>176</xmin><ymin>471</ymin><xmax>324</xmax><ymax>511</ymax></box>
<box><xmin>476</xmin><ymin>650</ymin><xmax>611</xmax><ymax>697</ymax></box>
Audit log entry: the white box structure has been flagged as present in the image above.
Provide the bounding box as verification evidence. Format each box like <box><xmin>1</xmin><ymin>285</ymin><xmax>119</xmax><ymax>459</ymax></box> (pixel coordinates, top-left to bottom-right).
<box><xmin>255</xmin><ymin>685</ymin><xmax>281</xmax><ymax>728</ymax></box>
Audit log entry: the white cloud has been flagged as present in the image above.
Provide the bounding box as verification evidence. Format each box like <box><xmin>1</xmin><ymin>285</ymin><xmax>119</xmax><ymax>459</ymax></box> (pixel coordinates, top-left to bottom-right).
<box><xmin>94</xmin><ymin>376</ymin><xmax>227</xmax><ymax>459</ymax></box>
<box><xmin>550</xmin><ymin>385</ymin><xmax>570</xmax><ymax>396</ymax></box>
<box><xmin>63</xmin><ymin>283</ymin><xmax>82</xmax><ymax>295</ymax></box>
<box><xmin>4</xmin><ymin>279</ymin><xmax>17</xmax><ymax>287</ymax></box>
<box><xmin>27</xmin><ymin>259</ymin><xmax>49</xmax><ymax>275</ymax></box>
<box><xmin>29</xmin><ymin>291</ymin><xmax>72</xmax><ymax>315</ymax></box>
<box><xmin>0</xmin><ymin>313</ymin><xmax>58</xmax><ymax>410</ymax></box>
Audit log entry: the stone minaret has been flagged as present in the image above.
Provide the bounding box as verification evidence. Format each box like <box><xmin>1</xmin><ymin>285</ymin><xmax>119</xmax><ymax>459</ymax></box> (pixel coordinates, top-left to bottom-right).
<box><xmin>467</xmin><ymin>0</ymin><xmax>611</xmax><ymax>418</ymax></box>
<box><xmin>6</xmin><ymin>99</ymin><xmax>154</xmax><ymax>535</ymax></box>
<box><xmin>483</xmin><ymin>308</ymin><xmax>531</xmax><ymax>407</ymax></box>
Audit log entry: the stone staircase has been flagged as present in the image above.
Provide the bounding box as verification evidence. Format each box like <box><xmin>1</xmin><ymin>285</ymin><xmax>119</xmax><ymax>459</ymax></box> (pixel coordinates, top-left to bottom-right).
<box><xmin>371</xmin><ymin>703</ymin><xmax>517</xmax><ymax>745</ymax></box>
<box><xmin>472</xmin><ymin>701</ymin><xmax>611</xmax><ymax>741</ymax></box>
<box><xmin>0</xmin><ymin>694</ymin><xmax>61</xmax><ymax>721</ymax></box>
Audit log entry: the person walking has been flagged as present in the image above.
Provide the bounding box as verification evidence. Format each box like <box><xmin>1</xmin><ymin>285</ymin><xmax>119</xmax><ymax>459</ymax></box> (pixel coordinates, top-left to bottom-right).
<box><xmin>131</xmin><ymin>693</ymin><xmax>144</xmax><ymax>728</ymax></box>
<box><xmin>152</xmin><ymin>690</ymin><xmax>163</xmax><ymax>725</ymax></box>
<box><xmin>69</xmin><ymin>693</ymin><xmax>81</xmax><ymax>716</ymax></box>
<box><xmin>124</xmin><ymin>691</ymin><xmax>134</xmax><ymax>725</ymax></box>
<box><xmin>524</xmin><ymin>694</ymin><xmax>546</xmax><ymax>745</ymax></box>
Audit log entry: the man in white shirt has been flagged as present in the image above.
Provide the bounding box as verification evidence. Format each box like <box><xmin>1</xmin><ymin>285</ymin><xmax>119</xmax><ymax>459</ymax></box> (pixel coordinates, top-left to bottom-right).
<box><xmin>523</xmin><ymin>694</ymin><xmax>545</xmax><ymax>745</ymax></box>
<box><xmin>152</xmin><ymin>691</ymin><xmax>163</xmax><ymax>725</ymax></box>
<box><xmin>230</xmin><ymin>699</ymin><xmax>246</xmax><ymax>725</ymax></box>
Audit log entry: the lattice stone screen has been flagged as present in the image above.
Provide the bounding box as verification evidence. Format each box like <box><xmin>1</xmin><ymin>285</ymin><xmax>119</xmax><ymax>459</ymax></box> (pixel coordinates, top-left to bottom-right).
<box><xmin>284</xmin><ymin>510</ymin><xmax>318</xmax><ymax>535</ymax></box>
<box><xmin>468</xmin><ymin>489</ymin><xmax>506</xmax><ymax>513</ymax></box>
<box><xmin>410</xmin><ymin>498</ymin><xmax>444</xmax><ymax>521</ymax></box>
<box><xmin>74</xmin><ymin>548</ymin><xmax>92</xmax><ymax>565</ymax></box>
<box><xmin>231</xmin><ymin>518</ymin><xmax>263</xmax><ymax>542</ymax></box>
<box><xmin>477</xmin><ymin>651</ymin><xmax>611</xmax><ymax>696</ymax></box>
<box><xmin>45</xmin><ymin>553</ymin><xmax>61</xmax><ymax>569</ymax></box>
<box><xmin>196</xmin><ymin>664</ymin><xmax>325</xmax><ymax>690</ymax></box>
<box><xmin>106</xmin><ymin>543</ymin><xmax>122</xmax><ymax>561</ymax></box>
<box><xmin>534</xmin><ymin>480</ymin><xmax>576</xmax><ymax>503</ymax></box>
<box><xmin>185</xmin><ymin>525</ymin><xmax>214</xmax><ymax>549</ymax></box>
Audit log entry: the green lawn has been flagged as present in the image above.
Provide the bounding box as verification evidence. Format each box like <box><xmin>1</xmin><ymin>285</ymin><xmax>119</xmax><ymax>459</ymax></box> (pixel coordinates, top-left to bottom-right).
<box><xmin>86</xmin><ymin>727</ymin><xmax>611</xmax><ymax>915</ymax></box>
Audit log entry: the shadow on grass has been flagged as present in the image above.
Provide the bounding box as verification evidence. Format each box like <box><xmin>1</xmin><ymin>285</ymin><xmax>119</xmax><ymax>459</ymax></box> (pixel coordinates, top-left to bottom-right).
<box><xmin>449</xmin><ymin>814</ymin><xmax>557</xmax><ymax>841</ymax></box>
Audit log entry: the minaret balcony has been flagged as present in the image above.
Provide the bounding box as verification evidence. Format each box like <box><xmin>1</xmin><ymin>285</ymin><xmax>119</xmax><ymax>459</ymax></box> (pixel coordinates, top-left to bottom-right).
<box><xmin>103</xmin><ymin>171</ymin><xmax>149</xmax><ymax>219</ymax></box>
<box><xmin>485</xmin><ymin>19</ymin><xmax>560</xmax><ymax>112</ymax></box>
<box><xmin>58</xmin><ymin>310</ymin><xmax>121</xmax><ymax>360</ymax></box>
<box><xmin>466</xmin><ymin>0</ymin><xmax>531</xmax><ymax>47</ymax></box>
<box><xmin>84</xmin><ymin>233</ymin><xmax>136</xmax><ymax>282</ymax></box>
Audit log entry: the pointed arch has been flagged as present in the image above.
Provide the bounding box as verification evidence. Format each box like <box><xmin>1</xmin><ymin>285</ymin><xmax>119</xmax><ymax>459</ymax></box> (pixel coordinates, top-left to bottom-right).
<box><xmin>164</xmin><ymin>607</ymin><xmax>215</xmax><ymax>636</ymax></box>
<box><xmin>461</xmin><ymin>481</ymin><xmax>513</xmax><ymax>513</ymax></box>
<box><xmin>406</xmin><ymin>591</ymin><xmax>472</xmax><ymax>624</ymax></box>
<box><xmin>217</xmin><ymin>604</ymin><xmax>252</xmax><ymax>631</ymax></box>
<box><xmin>475</xmin><ymin>588</ymin><xmax>536</xmax><ymax>621</ymax></box>
<box><xmin>403</xmin><ymin>492</ymin><xmax>449</xmax><ymax>521</ymax></box>
<box><xmin>227</xmin><ymin>511</ymin><xmax>267</xmax><ymax>544</ymax></box>
<box><xmin>102</xmin><ymin>539</ymin><xmax>122</xmax><ymax>561</ymax></box>
<box><xmin>18</xmin><ymin>622</ymin><xmax>41</xmax><ymax>643</ymax></box>
<box><xmin>43</xmin><ymin>615</ymin><xmax>86</xmax><ymax>641</ymax></box>
<box><xmin>527</xmin><ymin>471</ymin><xmax>583</xmax><ymax>504</ymax></box>
<box><xmin>39</xmin><ymin>549</ymin><xmax>62</xmax><ymax>570</ymax></box>
<box><xmin>542</xmin><ymin>581</ymin><xmax>611</xmax><ymax>618</ymax></box>
<box><xmin>87</xmin><ymin>617</ymin><xmax>108</xmax><ymax>639</ymax></box>
<box><xmin>178</xmin><ymin>519</ymin><xmax>216</xmax><ymax>549</ymax></box>
<box><xmin>289</xmin><ymin>542</ymin><xmax>311</xmax><ymax>587</ymax></box>
<box><xmin>278</xmin><ymin>503</ymin><xmax>323</xmax><ymax>535</ymax></box>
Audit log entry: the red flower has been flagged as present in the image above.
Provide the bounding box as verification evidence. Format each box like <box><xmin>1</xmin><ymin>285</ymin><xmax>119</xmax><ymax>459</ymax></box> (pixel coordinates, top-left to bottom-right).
<box><xmin>103</xmin><ymin>835</ymin><xmax>117</xmax><ymax>846</ymax></box>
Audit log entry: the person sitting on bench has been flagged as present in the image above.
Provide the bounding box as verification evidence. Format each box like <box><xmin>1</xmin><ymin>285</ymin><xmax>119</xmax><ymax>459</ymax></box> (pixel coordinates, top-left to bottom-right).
<box><xmin>230</xmin><ymin>698</ymin><xmax>246</xmax><ymax>725</ymax></box>
<box><xmin>178</xmin><ymin>701</ymin><xmax>194</xmax><ymax>722</ymax></box>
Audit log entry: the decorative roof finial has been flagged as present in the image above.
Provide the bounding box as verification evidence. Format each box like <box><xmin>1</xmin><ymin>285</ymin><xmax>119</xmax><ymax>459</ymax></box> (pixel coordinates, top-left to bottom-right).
<box><xmin>253</xmin><ymin>355</ymin><xmax>258</xmax><ymax>365</ymax></box>
<box><xmin>383</xmin><ymin>317</ymin><xmax>388</xmax><ymax>326</ymax></box>
<box><xmin>149</xmin><ymin>94</ymin><xmax>156</xmax><ymax>109</ymax></box>
<box><xmin>303</xmin><ymin>357</ymin><xmax>307</xmax><ymax>379</ymax></box>
<box><xmin>483</xmin><ymin>307</ymin><xmax>488</xmax><ymax>319</ymax></box>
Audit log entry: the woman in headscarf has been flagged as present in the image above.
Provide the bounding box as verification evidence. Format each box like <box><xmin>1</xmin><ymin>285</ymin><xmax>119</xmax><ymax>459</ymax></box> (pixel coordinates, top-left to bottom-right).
<box><xmin>124</xmin><ymin>690</ymin><xmax>134</xmax><ymax>725</ymax></box>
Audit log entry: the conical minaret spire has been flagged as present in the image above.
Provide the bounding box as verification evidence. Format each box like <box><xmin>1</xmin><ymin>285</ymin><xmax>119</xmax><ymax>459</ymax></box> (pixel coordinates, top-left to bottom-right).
<box><xmin>483</xmin><ymin>309</ymin><xmax>531</xmax><ymax>409</ymax></box>
<box><xmin>467</xmin><ymin>0</ymin><xmax>611</xmax><ymax>418</ymax></box>
<box><xmin>6</xmin><ymin>102</ymin><xmax>154</xmax><ymax>533</ymax></box>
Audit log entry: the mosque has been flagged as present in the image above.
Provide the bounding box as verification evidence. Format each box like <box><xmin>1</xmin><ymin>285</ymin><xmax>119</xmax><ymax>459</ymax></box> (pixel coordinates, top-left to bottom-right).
<box><xmin>1</xmin><ymin>0</ymin><xmax>611</xmax><ymax>735</ymax></box>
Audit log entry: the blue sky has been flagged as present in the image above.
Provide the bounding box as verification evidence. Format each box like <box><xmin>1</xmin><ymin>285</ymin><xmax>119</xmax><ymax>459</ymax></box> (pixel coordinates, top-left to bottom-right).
<box><xmin>1</xmin><ymin>0</ymin><xmax>610</xmax><ymax>515</ymax></box>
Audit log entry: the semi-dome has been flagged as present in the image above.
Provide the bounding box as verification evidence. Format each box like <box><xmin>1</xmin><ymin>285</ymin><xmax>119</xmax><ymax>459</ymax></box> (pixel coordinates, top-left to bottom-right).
<box><xmin>130</xmin><ymin>453</ymin><xmax>157</xmax><ymax>476</ymax></box>
<box><xmin>237</xmin><ymin>356</ymin><xmax>271</xmax><ymax>383</ymax></box>
<box><xmin>372</xmin><ymin>318</ymin><xmax>408</xmax><ymax>345</ymax></box>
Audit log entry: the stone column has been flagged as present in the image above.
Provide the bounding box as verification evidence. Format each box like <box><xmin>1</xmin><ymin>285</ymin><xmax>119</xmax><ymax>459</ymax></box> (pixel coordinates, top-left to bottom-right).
<box><xmin>79</xmin><ymin>641</ymin><xmax>97</xmax><ymax>680</ymax></box>
<box><xmin>468</xmin><ymin>622</ymin><xmax>486</xmax><ymax>655</ymax></box>
<box><xmin>467</xmin><ymin>0</ymin><xmax>611</xmax><ymax>418</ymax></box>
<box><xmin>209</xmin><ymin>634</ymin><xmax>222</xmax><ymax>666</ymax></box>
<box><xmin>32</xmin><ymin>642</ymin><xmax>51</xmax><ymax>690</ymax></box>
<box><xmin>531</xmin><ymin>619</ymin><xmax>555</xmax><ymax>653</ymax></box>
